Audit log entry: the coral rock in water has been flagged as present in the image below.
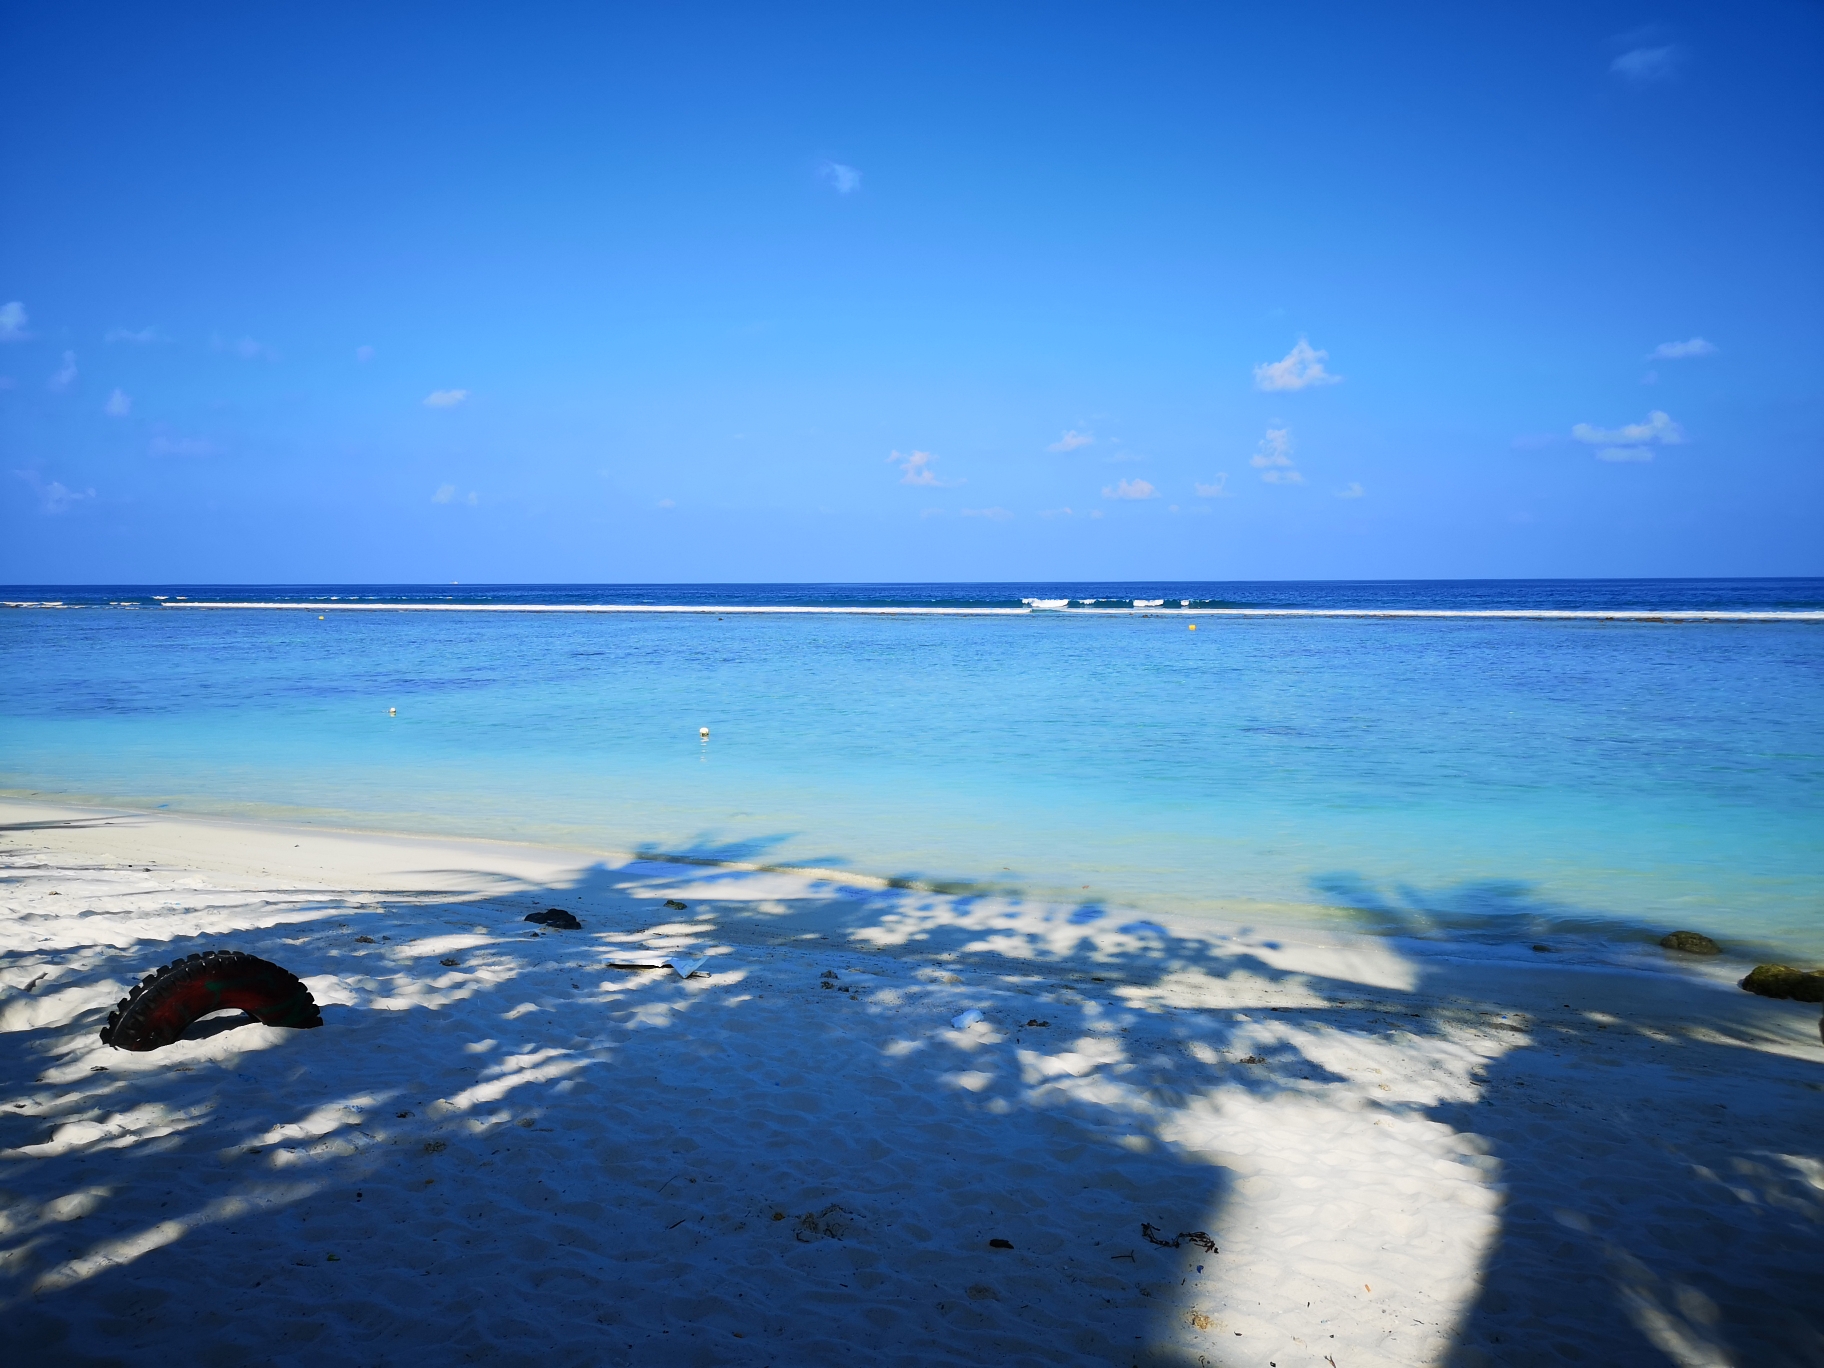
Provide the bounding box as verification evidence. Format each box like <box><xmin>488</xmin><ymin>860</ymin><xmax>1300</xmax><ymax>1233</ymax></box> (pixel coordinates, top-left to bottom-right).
<box><xmin>1739</xmin><ymin>964</ymin><xmax>1824</xmax><ymax>1003</ymax></box>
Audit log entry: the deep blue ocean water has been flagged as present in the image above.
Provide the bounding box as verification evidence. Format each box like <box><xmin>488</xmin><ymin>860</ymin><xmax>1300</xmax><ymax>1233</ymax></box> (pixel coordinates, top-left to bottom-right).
<box><xmin>3</xmin><ymin>580</ymin><xmax>1821</xmax><ymax>957</ymax></box>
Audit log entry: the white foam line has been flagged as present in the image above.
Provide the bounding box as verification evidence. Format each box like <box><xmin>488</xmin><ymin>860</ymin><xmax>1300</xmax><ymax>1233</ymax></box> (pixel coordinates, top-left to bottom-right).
<box><xmin>143</xmin><ymin>601</ymin><xmax>1824</xmax><ymax>622</ymax></box>
<box><xmin>1067</xmin><ymin>607</ymin><xmax>1824</xmax><ymax>621</ymax></box>
<box><xmin>153</xmin><ymin>602</ymin><xmax>1027</xmax><ymax>616</ymax></box>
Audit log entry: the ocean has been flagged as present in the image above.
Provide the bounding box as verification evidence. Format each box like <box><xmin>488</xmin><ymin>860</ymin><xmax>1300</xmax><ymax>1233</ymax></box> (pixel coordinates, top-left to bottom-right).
<box><xmin>4</xmin><ymin>580</ymin><xmax>1821</xmax><ymax>958</ymax></box>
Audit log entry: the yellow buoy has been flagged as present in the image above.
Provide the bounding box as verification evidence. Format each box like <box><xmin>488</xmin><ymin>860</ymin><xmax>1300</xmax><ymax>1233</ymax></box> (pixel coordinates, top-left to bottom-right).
<box><xmin>1188</xmin><ymin>624</ymin><xmax>1197</xmax><ymax>631</ymax></box>
<box><xmin>319</xmin><ymin>615</ymin><xmax>325</xmax><ymax>620</ymax></box>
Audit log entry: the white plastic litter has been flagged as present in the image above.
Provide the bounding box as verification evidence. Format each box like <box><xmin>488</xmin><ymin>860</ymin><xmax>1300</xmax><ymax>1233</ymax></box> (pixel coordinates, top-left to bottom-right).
<box><xmin>605</xmin><ymin>953</ymin><xmax>711</xmax><ymax>979</ymax></box>
<box><xmin>951</xmin><ymin>1009</ymin><xmax>984</xmax><ymax>1029</ymax></box>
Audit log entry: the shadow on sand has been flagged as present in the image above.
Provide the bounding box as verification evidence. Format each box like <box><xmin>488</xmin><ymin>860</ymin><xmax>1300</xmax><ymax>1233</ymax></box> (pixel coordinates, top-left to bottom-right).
<box><xmin>1</xmin><ymin>841</ymin><xmax>1820</xmax><ymax>1366</ymax></box>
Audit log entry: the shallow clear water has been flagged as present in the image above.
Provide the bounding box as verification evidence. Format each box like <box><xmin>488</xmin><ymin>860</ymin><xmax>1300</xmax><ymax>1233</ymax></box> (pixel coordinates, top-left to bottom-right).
<box><xmin>3</xmin><ymin>581</ymin><xmax>1821</xmax><ymax>957</ymax></box>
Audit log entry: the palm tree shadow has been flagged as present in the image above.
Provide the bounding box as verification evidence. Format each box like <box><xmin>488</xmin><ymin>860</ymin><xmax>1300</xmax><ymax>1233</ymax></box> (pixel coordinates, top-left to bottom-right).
<box><xmin>0</xmin><ymin>861</ymin><xmax>1245</xmax><ymax>1366</ymax></box>
<box><xmin>1307</xmin><ymin>873</ymin><xmax>1824</xmax><ymax>1366</ymax></box>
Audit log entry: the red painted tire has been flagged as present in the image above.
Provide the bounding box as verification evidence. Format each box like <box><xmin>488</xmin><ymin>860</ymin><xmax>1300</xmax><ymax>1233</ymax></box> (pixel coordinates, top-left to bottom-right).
<box><xmin>99</xmin><ymin>950</ymin><xmax>323</xmax><ymax>1051</ymax></box>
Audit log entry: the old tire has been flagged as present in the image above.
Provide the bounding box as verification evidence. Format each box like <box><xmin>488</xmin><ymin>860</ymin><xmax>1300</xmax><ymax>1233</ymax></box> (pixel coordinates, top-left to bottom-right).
<box><xmin>99</xmin><ymin>950</ymin><xmax>323</xmax><ymax>1051</ymax></box>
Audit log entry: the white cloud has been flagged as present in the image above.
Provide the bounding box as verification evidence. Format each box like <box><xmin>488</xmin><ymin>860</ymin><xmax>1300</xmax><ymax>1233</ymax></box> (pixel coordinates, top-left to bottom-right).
<box><xmin>467</xmin><ymin>490</ymin><xmax>478</xmax><ymax>506</ymax></box>
<box><xmin>961</xmin><ymin>506</ymin><xmax>1013</xmax><ymax>520</ymax></box>
<box><xmin>1253</xmin><ymin>338</ymin><xmax>1341</xmax><ymax>391</ymax></box>
<box><xmin>1650</xmin><ymin>337</ymin><xmax>1715</xmax><ymax>360</ymax></box>
<box><xmin>432</xmin><ymin>484</ymin><xmax>456</xmax><ymax>503</ymax></box>
<box><xmin>104</xmin><ymin>388</ymin><xmax>131</xmax><ymax>418</ymax></box>
<box><xmin>0</xmin><ymin>302</ymin><xmax>30</xmax><ymax>341</ymax></box>
<box><xmin>1251</xmin><ymin>427</ymin><xmax>1295</xmax><ymax>470</ymax></box>
<box><xmin>1612</xmin><ymin>46</ymin><xmax>1680</xmax><ymax>82</ymax></box>
<box><xmin>105</xmin><ymin>326</ymin><xmax>162</xmax><ymax>344</ymax></box>
<box><xmin>1335</xmin><ymin>481</ymin><xmax>1365</xmax><ymax>499</ymax></box>
<box><xmin>1048</xmin><ymin>429</ymin><xmax>1094</xmax><ymax>452</ymax></box>
<box><xmin>1039</xmin><ymin>506</ymin><xmax>1074</xmax><ymax>518</ymax></box>
<box><xmin>1193</xmin><ymin>474</ymin><xmax>1230</xmax><ymax>498</ymax></box>
<box><xmin>148</xmin><ymin>435</ymin><xmax>220</xmax><ymax>457</ymax></box>
<box><xmin>888</xmin><ymin>449</ymin><xmax>960</xmax><ymax>487</ymax></box>
<box><xmin>1571</xmin><ymin>409</ymin><xmax>1683</xmax><ymax>463</ymax></box>
<box><xmin>424</xmin><ymin>389</ymin><xmax>469</xmax><ymax>408</ymax></box>
<box><xmin>1102</xmin><ymin>478</ymin><xmax>1157</xmax><ymax>500</ymax></box>
<box><xmin>1260</xmin><ymin>468</ymin><xmax>1305</xmax><ymax>484</ymax></box>
<box><xmin>355</xmin><ymin>344</ymin><xmax>376</xmax><ymax>363</ymax></box>
<box><xmin>818</xmin><ymin>160</ymin><xmax>861</xmax><ymax>194</ymax></box>
<box><xmin>14</xmin><ymin>470</ymin><xmax>95</xmax><ymax>513</ymax></box>
<box><xmin>47</xmin><ymin>351</ymin><xmax>77</xmax><ymax>391</ymax></box>
<box><xmin>1571</xmin><ymin>410</ymin><xmax>1684</xmax><ymax>447</ymax></box>
<box><xmin>1089</xmin><ymin>509</ymin><xmax>1103</xmax><ymax>519</ymax></box>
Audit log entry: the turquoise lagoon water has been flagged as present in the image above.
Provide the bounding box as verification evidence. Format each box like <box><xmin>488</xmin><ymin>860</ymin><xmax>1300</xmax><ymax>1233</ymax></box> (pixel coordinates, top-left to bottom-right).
<box><xmin>2</xmin><ymin>581</ymin><xmax>1821</xmax><ymax>958</ymax></box>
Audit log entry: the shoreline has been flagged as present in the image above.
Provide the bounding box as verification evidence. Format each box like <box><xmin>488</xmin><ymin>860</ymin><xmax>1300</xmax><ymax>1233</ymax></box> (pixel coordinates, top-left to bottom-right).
<box><xmin>3</xmin><ymin>797</ymin><xmax>1821</xmax><ymax>1364</ymax></box>
<box><xmin>3</xmin><ymin>792</ymin><xmax>1806</xmax><ymax>976</ymax></box>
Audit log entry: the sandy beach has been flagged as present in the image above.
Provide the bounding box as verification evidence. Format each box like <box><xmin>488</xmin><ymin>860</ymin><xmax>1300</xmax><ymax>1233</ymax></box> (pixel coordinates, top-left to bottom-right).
<box><xmin>1</xmin><ymin>798</ymin><xmax>1820</xmax><ymax>1366</ymax></box>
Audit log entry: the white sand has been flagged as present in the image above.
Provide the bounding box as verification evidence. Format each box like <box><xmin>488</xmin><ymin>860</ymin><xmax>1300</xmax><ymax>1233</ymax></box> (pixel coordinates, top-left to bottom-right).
<box><xmin>2</xmin><ymin>799</ymin><xmax>1820</xmax><ymax>1366</ymax></box>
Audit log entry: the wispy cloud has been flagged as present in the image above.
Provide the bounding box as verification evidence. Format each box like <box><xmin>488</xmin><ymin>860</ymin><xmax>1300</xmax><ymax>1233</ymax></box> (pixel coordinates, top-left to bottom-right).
<box><xmin>424</xmin><ymin>389</ymin><xmax>469</xmax><ymax>408</ymax></box>
<box><xmin>818</xmin><ymin>160</ymin><xmax>861</xmax><ymax>194</ymax></box>
<box><xmin>47</xmin><ymin>351</ymin><xmax>77</xmax><ymax>392</ymax></box>
<box><xmin>1612</xmin><ymin>45</ymin><xmax>1680</xmax><ymax>83</ymax></box>
<box><xmin>1193</xmin><ymin>474</ymin><xmax>1230</xmax><ymax>498</ymax></box>
<box><xmin>1253</xmin><ymin>338</ymin><xmax>1341</xmax><ymax>392</ymax></box>
<box><xmin>0</xmin><ymin>302</ymin><xmax>30</xmax><ymax>342</ymax></box>
<box><xmin>149</xmin><ymin>435</ymin><xmax>220</xmax><ymax>457</ymax></box>
<box><xmin>1572</xmin><ymin>410</ymin><xmax>1684</xmax><ymax>462</ymax></box>
<box><xmin>888</xmin><ymin>449</ymin><xmax>961</xmax><ymax>487</ymax></box>
<box><xmin>1250</xmin><ymin>427</ymin><xmax>1304</xmax><ymax>483</ymax></box>
<box><xmin>1572</xmin><ymin>410</ymin><xmax>1683</xmax><ymax>445</ymax></box>
<box><xmin>1335</xmin><ymin>481</ymin><xmax>1365</xmax><ymax>499</ymax></box>
<box><xmin>215</xmin><ymin>334</ymin><xmax>276</xmax><ymax>361</ymax></box>
<box><xmin>433</xmin><ymin>484</ymin><xmax>456</xmax><ymax>503</ymax></box>
<box><xmin>105</xmin><ymin>325</ymin><xmax>163</xmax><ymax>344</ymax></box>
<box><xmin>1102</xmin><ymin>478</ymin><xmax>1157</xmax><ymax>500</ymax></box>
<box><xmin>961</xmin><ymin>506</ymin><xmax>1013</xmax><ymax>520</ymax></box>
<box><xmin>355</xmin><ymin>345</ymin><xmax>376</xmax><ymax>363</ymax></box>
<box><xmin>1048</xmin><ymin>429</ymin><xmax>1094</xmax><ymax>452</ymax></box>
<box><xmin>14</xmin><ymin>469</ymin><xmax>95</xmax><ymax>513</ymax></box>
<box><xmin>657</xmin><ymin>498</ymin><xmax>676</xmax><ymax>509</ymax></box>
<box><xmin>1650</xmin><ymin>337</ymin><xmax>1715</xmax><ymax>360</ymax></box>
<box><xmin>1039</xmin><ymin>506</ymin><xmax>1074</xmax><ymax>518</ymax></box>
<box><xmin>104</xmin><ymin>389</ymin><xmax>131</xmax><ymax>418</ymax></box>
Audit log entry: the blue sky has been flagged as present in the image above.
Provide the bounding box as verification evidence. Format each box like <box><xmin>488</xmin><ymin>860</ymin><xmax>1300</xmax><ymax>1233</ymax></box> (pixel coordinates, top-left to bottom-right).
<box><xmin>3</xmin><ymin>2</ymin><xmax>1820</xmax><ymax>582</ymax></box>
